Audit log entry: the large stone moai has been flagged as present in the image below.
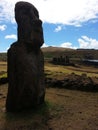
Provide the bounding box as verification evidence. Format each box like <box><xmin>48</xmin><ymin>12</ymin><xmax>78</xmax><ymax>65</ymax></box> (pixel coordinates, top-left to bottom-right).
<box><xmin>6</xmin><ymin>2</ymin><xmax>45</xmax><ymax>112</ymax></box>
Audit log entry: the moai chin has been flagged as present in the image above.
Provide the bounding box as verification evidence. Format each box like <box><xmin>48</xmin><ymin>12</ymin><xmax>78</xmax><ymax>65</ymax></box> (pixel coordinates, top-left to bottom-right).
<box><xmin>6</xmin><ymin>1</ymin><xmax>45</xmax><ymax>112</ymax></box>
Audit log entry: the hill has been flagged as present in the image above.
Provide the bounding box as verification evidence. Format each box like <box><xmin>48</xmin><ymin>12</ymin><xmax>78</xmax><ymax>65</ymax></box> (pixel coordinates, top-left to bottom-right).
<box><xmin>41</xmin><ymin>47</ymin><xmax>75</xmax><ymax>59</ymax></box>
<box><xmin>42</xmin><ymin>47</ymin><xmax>98</xmax><ymax>61</ymax></box>
<box><xmin>0</xmin><ymin>47</ymin><xmax>98</xmax><ymax>61</ymax></box>
<box><xmin>0</xmin><ymin>53</ymin><xmax>7</xmax><ymax>61</ymax></box>
<box><xmin>41</xmin><ymin>46</ymin><xmax>73</xmax><ymax>52</ymax></box>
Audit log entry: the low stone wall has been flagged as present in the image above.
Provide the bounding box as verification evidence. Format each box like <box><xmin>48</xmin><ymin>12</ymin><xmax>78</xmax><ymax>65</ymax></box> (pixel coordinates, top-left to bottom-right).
<box><xmin>45</xmin><ymin>73</ymin><xmax>98</xmax><ymax>92</ymax></box>
<box><xmin>1</xmin><ymin>73</ymin><xmax>98</xmax><ymax>92</ymax></box>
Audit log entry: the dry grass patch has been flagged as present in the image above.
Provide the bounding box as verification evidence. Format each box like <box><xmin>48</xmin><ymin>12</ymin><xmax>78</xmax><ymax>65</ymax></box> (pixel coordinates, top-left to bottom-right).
<box><xmin>45</xmin><ymin>62</ymin><xmax>98</xmax><ymax>78</ymax></box>
<box><xmin>0</xmin><ymin>62</ymin><xmax>7</xmax><ymax>72</ymax></box>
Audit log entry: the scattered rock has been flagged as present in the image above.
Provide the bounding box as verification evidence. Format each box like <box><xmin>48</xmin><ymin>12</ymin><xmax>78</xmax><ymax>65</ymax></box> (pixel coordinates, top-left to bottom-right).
<box><xmin>45</xmin><ymin>73</ymin><xmax>98</xmax><ymax>91</ymax></box>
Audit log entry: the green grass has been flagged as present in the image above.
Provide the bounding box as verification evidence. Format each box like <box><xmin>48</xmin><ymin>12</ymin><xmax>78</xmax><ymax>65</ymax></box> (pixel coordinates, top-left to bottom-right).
<box><xmin>45</xmin><ymin>62</ymin><xmax>98</xmax><ymax>79</ymax></box>
<box><xmin>0</xmin><ymin>73</ymin><xmax>7</xmax><ymax>78</ymax></box>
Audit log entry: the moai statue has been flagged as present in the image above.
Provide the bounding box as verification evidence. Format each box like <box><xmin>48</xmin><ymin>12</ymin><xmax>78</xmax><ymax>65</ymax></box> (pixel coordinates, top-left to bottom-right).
<box><xmin>65</xmin><ymin>56</ymin><xmax>70</xmax><ymax>64</ymax></box>
<box><xmin>6</xmin><ymin>1</ymin><xmax>45</xmax><ymax>112</ymax></box>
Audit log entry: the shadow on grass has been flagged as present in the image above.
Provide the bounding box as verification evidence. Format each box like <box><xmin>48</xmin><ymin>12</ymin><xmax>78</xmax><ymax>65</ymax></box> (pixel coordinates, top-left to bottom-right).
<box><xmin>2</xmin><ymin>101</ymin><xmax>52</xmax><ymax>130</ymax></box>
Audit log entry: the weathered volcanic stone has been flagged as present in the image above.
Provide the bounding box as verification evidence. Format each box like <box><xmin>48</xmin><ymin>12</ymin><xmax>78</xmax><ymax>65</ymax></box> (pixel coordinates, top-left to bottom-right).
<box><xmin>6</xmin><ymin>1</ymin><xmax>45</xmax><ymax>112</ymax></box>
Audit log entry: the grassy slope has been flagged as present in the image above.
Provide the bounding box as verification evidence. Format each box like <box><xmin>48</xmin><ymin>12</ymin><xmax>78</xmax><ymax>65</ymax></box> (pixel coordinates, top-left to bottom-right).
<box><xmin>1</xmin><ymin>61</ymin><xmax>98</xmax><ymax>79</ymax></box>
<box><xmin>0</xmin><ymin>62</ymin><xmax>7</xmax><ymax>78</ymax></box>
<box><xmin>0</xmin><ymin>53</ymin><xmax>7</xmax><ymax>61</ymax></box>
<box><xmin>42</xmin><ymin>47</ymin><xmax>98</xmax><ymax>60</ymax></box>
<box><xmin>45</xmin><ymin>62</ymin><xmax>98</xmax><ymax>79</ymax></box>
<box><xmin>1</xmin><ymin>47</ymin><xmax>98</xmax><ymax>61</ymax></box>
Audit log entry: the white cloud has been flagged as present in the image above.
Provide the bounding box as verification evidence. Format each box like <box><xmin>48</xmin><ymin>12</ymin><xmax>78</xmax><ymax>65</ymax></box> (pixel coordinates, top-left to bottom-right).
<box><xmin>59</xmin><ymin>36</ymin><xmax>98</xmax><ymax>49</ymax></box>
<box><xmin>5</xmin><ymin>34</ymin><xmax>17</xmax><ymax>40</ymax></box>
<box><xmin>0</xmin><ymin>25</ymin><xmax>7</xmax><ymax>31</ymax></box>
<box><xmin>78</xmin><ymin>36</ymin><xmax>98</xmax><ymax>49</ymax></box>
<box><xmin>42</xmin><ymin>43</ymin><xmax>48</xmax><ymax>47</ymax></box>
<box><xmin>0</xmin><ymin>0</ymin><xmax>98</xmax><ymax>26</ymax></box>
<box><xmin>60</xmin><ymin>42</ymin><xmax>77</xmax><ymax>49</ymax></box>
<box><xmin>54</xmin><ymin>26</ymin><xmax>62</xmax><ymax>32</ymax></box>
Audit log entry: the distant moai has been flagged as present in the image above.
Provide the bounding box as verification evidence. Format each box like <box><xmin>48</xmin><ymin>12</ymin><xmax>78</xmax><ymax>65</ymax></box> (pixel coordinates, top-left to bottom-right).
<box><xmin>52</xmin><ymin>55</ymin><xmax>70</xmax><ymax>65</ymax></box>
<box><xmin>65</xmin><ymin>56</ymin><xmax>70</xmax><ymax>64</ymax></box>
<box><xmin>6</xmin><ymin>1</ymin><xmax>45</xmax><ymax>112</ymax></box>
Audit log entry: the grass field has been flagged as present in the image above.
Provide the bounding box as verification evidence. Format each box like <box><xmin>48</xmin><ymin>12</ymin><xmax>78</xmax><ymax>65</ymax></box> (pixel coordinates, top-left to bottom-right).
<box><xmin>45</xmin><ymin>62</ymin><xmax>98</xmax><ymax>79</ymax></box>
<box><xmin>0</xmin><ymin>62</ymin><xmax>7</xmax><ymax>72</ymax></box>
<box><xmin>0</xmin><ymin>61</ymin><xmax>98</xmax><ymax>130</ymax></box>
<box><xmin>1</xmin><ymin>61</ymin><xmax>98</xmax><ymax>79</ymax></box>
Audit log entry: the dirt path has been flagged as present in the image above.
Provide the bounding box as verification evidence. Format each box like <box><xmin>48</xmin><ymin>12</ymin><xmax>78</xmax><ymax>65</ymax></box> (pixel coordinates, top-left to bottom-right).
<box><xmin>46</xmin><ymin>88</ymin><xmax>98</xmax><ymax>130</ymax></box>
<box><xmin>0</xmin><ymin>85</ymin><xmax>98</xmax><ymax>130</ymax></box>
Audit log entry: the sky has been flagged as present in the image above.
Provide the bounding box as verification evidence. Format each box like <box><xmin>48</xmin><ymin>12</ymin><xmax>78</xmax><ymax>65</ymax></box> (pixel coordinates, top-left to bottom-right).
<box><xmin>0</xmin><ymin>0</ymin><xmax>98</xmax><ymax>52</ymax></box>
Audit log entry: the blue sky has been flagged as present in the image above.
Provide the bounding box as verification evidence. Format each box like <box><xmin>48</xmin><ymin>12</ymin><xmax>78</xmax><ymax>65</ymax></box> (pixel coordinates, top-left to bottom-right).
<box><xmin>0</xmin><ymin>0</ymin><xmax>98</xmax><ymax>52</ymax></box>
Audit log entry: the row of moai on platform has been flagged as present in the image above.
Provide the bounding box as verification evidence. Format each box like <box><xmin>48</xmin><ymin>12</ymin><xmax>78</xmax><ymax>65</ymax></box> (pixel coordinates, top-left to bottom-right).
<box><xmin>52</xmin><ymin>56</ymin><xmax>70</xmax><ymax>65</ymax></box>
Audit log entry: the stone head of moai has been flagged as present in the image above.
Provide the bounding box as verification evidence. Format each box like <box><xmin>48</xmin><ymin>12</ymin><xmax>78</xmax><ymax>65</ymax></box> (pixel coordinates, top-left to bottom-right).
<box><xmin>15</xmin><ymin>1</ymin><xmax>44</xmax><ymax>49</ymax></box>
